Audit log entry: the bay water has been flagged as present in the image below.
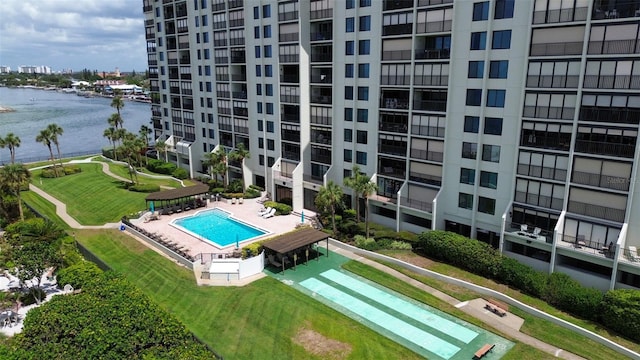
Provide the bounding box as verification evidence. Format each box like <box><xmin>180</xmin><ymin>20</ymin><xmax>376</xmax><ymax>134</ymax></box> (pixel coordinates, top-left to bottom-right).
<box><xmin>0</xmin><ymin>87</ymin><xmax>152</xmax><ymax>164</ymax></box>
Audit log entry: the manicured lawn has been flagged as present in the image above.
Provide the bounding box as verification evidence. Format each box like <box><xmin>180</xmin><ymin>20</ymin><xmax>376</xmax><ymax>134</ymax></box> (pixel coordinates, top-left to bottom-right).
<box><xmin>104</xmin><ymin>162</ymin><xmax>186</xmax><ymax>189</ymax></box>
<box><xmin>29</xmin><ymin>163</ymin><xmax>147</xmax><ymax>225</ymax></box>
<box><xmin>21</xmin><ymin>190</ymin><xmax>71</xmax><ymax>230</ymax></box>
<box><xmin>76</xmin><ymin>229</ymin><xmax>425</xmax><ymax>360</ymax></box>
<box><xmin>377</xmin><ymin>250</ymin><xmax>635</xmax><ymax>360</ymax></box>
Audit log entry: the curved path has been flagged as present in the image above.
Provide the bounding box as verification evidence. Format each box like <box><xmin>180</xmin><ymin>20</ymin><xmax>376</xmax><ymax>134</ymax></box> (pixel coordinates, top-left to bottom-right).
<box><xmin>28</xmin><ymin>156</ymin><xmax>181</xmax><ymax>229</ymax></box>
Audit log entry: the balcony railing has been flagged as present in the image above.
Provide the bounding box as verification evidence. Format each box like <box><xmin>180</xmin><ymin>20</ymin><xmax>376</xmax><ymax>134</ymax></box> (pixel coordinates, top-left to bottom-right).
<box><xmin>280</xmin><ymin>74</ymin><xmax>299</xmax><ymax>83</ymax></box>
<box><xmin>413</xmin><ymin>100</ymin><xmax>447</xmax><ymax>112</ymax></box>
<box><xmin>310</xmin><ymin>32</ymin><xmax>332</xmax><ymax>41</ymax></box>
<box><xmin>279</xmin><ymin>33</ymin><xmax>299</xmax><ymax>42</ymax></box>
<box><xmin>233</xmin><ymin>107</ymin><xmax>248</xmax><ymax>117</ymax></box>
<box><xmin>382</xmin><ymin>50</ymin><xmax>412</xmax><ymax>61</ymax></box>
<box><xmin>588</xmin><ymin>39</ymin><xmax>639</xmax><ymax>55</ymax></box>
<box><xmin>574</xmin><ymin>140</ymin><xmax>636</xmax><ymax>158</ymax></box>
<box><xmin>230</xmin><ymin>38</ymin><xmax>245</xmax><ymax>46</ymax></box>
<box><xmin>410</xmin><ymin>149</ymin><xmax>443</xmax><ymax>162</ymax></box>
<box><xmin>311</xmin><ymin>153</ymin><xmax>331</xmax><ymax>165</ymax></box>
<box><xmin>517</xmin><ymin>164</ymin><xmax>567</xmax><ymax>182</ymax></box>
<box><xmin>414</xmin><ymin>75</ymin><xmax>448</xmax><ymax>87</ymax></box>
<box><xmin>567</xmin><ymin>200</ymin><xmax>626</xmax><ymax>223</ymax></box>
<box><xmin>303</xmin><ymin>174</ymin><xmax>323</xmax><ymax>185</ymax></box>
<box><xmin>231</xmin><ymin>74</ymin><xmax>246</xmax><ymax>81</ymax></box>
<box><xmin>532</xmin><ymin>6</ymin><xmax>588</xmax><ymax>24</ymax></box>
<box><xmin>522</xmin><ymin>106</ymin><xmax>574</xmax><ymax>120</ymax></box>
<box><xmin>583</xmin><ymin>75</ymin><xmax>640</xmax><ymax>90</ymax></box>
<box><xmin>311</xmin><ymin>116</ymin><xmax>331</xmax><ymax>126</ymax></box>
<box><xmin>579</xmin><ymin>106</ymin><xmax>640</xmax><ymax>125</ymax></box>
<box><xmin>282</xmin><ymin>151</ymin><xmax>300</xmax><ymax>162</ymax></box>
<box><xmin>311</xmin><ymin>74</ymin><xmax>332</xmax><ymax>84</ymax></box>
<box><xmin>381</xmin><ymin>98</ymin><xmax>410</xmax><ymax>110</ymax></box>
<box><xmin>232</xmin><ymin>91</ymin><xmax>247</xmax><ymax>99</ymax></box>
<box><xmin>383</xmin><ymin>23</ymin><xmax>413</xmax><ymax>36</ymax></box>
<box><xmin>572</xmin><ymin>171</ymin><xmax>630</xmax><ymax>191</ymax></box>
<box><xmin>379</xmin><ymin>144</ymin><xmax>407</xmax><ymax>157</ymax></box>
<box><xmin>530</xmin><ymin>41</ymin><xmax>583</xmax><ymax>56</ymax></box>
<box><xmin>401</xmin><ymin>196</ymin><xmax>433</xmax><ymax>213</ymax></box>
<box><xmin>281</xmin><ymin>113</ymin><xmax>299</xmax><ymax>123</ymax></box>
<box><xmin>279</xmin><ymin>54</ymin><xmax>299</xmax><ymax>63</ymax></box>
<box><xmin>279</xmin><ymin>11</ymin><xmax>299</xmax><ymax>22</ymax></box>
<box><xmin>380</xmin><ymin>122</ymin><xmax>408</xmax><ymax>134</ymax></box>
<box><xmin>311</xmin><ymin>95</ymin><xmax>332</xmax><ymax>104</ymax></box>
<box><xmin>415</xmin><ymin>49</ymin><xmax>450</xmax><ymax>60</ymax></box>
<box><xmin>411</xmin><ymin>125</ymin><xmax>444</xmax><ymax>138</ymax></box>
<box><xmin>381</xmin><ymin>75</ymin><xmax>411</xmax><ymax>86</ymax></box>
<box><xmin>415</xmin><ymin>20</ymin><xmax>452</xmax><ymax>34</ymax></box>
<box><xmin>280</xmin><ymin>95</ymin><xmax>300</xmax><ymax>104</ymax></box>
<box><xmin>379</xmin><ymin>167</ymin><xmax>406</xmax><ymax>179</ymax></box>
<box><xmin>526</xmin><ymin>75</ymin><xmax>579</xmax><ymax>88</ymax></box>
<box><xmin>514</xmin><ymin>191</ymin><xmax>563</xmax><ymax>210</ymax></box>
<box><xmin>310</xmin><ymin>8</ymin><xmax>332</xmax><ymax>20</ymax></box>
<box><xmin>409</xmin><ymin>171</ymin><xmax>441</xmax><ymax>186</ymax></box>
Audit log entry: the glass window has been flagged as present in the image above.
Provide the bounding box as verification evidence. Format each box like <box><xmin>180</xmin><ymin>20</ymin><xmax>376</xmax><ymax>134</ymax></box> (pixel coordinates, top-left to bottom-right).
<box><xmin>357</xmin><ymin>109</ymin><xmax>368</xmax><ymax>122</ymax></box>
<box><xmin>346</xmin><ymin>18</ymin><xmax>355</xmax><ymax>32</ymax></box>
<box><xmin>258</xmin><ymin>138</ymin><xmax>264</xmax><ymax>149</ymax></box>
<box><xmin>356</xmin><ymin>151</ymin><xmax>367</xmax><ymax>165</ymax></box>
<box><xmin>486</xmin><ymin>89</ymin><xmax>506</xmax><ymax>107</ymax></box>
<box><xmin>357</xmin><ymin>86</ymin><xmax>369</xmax><ymax>100</ymax></box>
<box><xmin>459</xmin><ymin>193</ymin><xmax>473</xmax><ymax>209</ymax></box>
<box><xmin>264</xmin><ymin>25</ymin><xmax>272</xmax><ymax>38</ymax></box>
<box><xmin>256</xmin><ymin>84</ymin><xmax>262</xmax><ymax>95</ymax></box>
<box><xmin>482</xmin><ymin>144</ymin><xmax>501</xmax><ymax>162</ymax></box>
<box><xmin>478</xmin><ymin>196</ymin><xmax>496</xmax><ymax>214</ymax></box>
<box><xmin>468</xmin><ymin>61</ymin><xmax>484</xmax><ymax>78</ymax></box>
<box><xmin>359</xmin><ymin>16</ymin><xmax>371</xmax><ymax>31</ymax></box>
<box><xmin>255</xmin><ymin>46</ymin><xmax>261</xmax><ymax>58</ymax></box>
<box><xmin>264</xmin><ymin>45</ymin><xmax>272</xmax><ymax>58</ymax></box>
<box><xmin>255</xmin><ymin>65</ymin><xmax>261</xmax><ymax>77</ymax></box>
<box><xmin>484</xmin><ymin>117</ymin><xmax>503</xmax><ymax>135</ymax></box>
<box><xmin>480</xmin><ymin>171</ymin><xmax>498</xmax><ymax>189</ymax></box>
<box><xmin>473</xmin><ymin>2</ymin><xmax>489</xmax><ymax>21</ymax></box>
<box><xmin>489</xmin><ymin>60</ymin><xmax>509</xmax><ymax>78</ymax></box>
<box><xmin>492</xmin><ymin>30</ymin><xmax>512</xmax><ymax>49</ymax></box>
<box><xmin>358</xmin><ymin>63</ymin><xmax>370</xmax><ymax>78</ymax></box>
<box><xmin>257</xmin><ymin>102</ymin><xmax>263</xmax><ymax>113</ymax></box>
<box><xmin>344</xmin><ymin>149</ymin><xmax>353</xmax><ymax>162</ymax></box>
<box><xmin>344</xmin><ymin>129</ymin><xmax>353</xmax><ymax>142</ymax></box>
<box><xmin>259</xmin><ymin>154</ymin><xmax>264</xmax><ymax>165</ymax></box>
<box><xmin>360</xmin><ymin>0</ymin><xmax>371</xmax><ymax>6</ymax></box>
<box><xmin>266</xmin><ymin>121</ymin><xmax>274</xmax><ymax>132</ymax></box>
<box><xmin>359</xmin><ymin>40</ymin><xmax>370</xmax><ymax>55</ymax></box>
<box><xmin>254</xmin><ymin>26</ymin><xmax>260</xmax><ymax>39</ymax></box>
<box><xmin>356</xmin><ymin>130</ymin><xmax>367</xmax><ymax>144</ymax></box>
<box><xmin>265</xmin><ymin>84</ymin><xmax>273</xmax><ymax>96</ymax></box>
<box><xmin>266</xmin><ymin>103</ymin><xmax>274</xmax><ymax>114</ymax></box>
<box><xmin>267</xmin><ymin>139</ymin><xmax>275</xmax><ymax>151</ymax></box>
<box><xmin>253</xmin><ymin>6</ymin><xmax>259</xmax><ymax>19</ymax></box>
<box><xmin>268</xmin><ymin>157</ymin><xmax>275</xmax><ymax>167</ymax></box>
<box><xmin>466</xmin><ymin>89</ymin><xmax>482</xmax><ymax>106</ymax></box>
<box><xmin>262</xmin><ymin>4</ymin><xmax>271</xmax><ymax>18</ymax></box>
<box><xmin>345</xmin><ymin>107</ymin><xmax>353</xmax><ymax>121</ymax></box>
<box><xmin>346</xmin><ymin>41</ymin><xmax>355</xmax><ymax>55</ymax></box>
<box><xmin>346</xmin><ymin>0</ymin><xmax>354</xmax><ymax>9</ymax></box>
<box><xmin>345</xmin><ymin>86</ymin><xmax>354</xmax><ymax>100</ymax></box>
<box><xmin>462</xmin><ymin>142</ymin><xmax>477</xmax><ymax>159</ymax></box>
<box><xmin>494</xmin><ymin>0</ymin><xmax>515</xmax><ymax>19</ymax></box>
<box><xmin>460</xmin><ymin>168</ymin><xmax>475</xmax><ymax>185</ymax></box>
<box><xmin>345</xmin><ymin>64</ymin><xmax>354</xmax><ymax>78</ymax></box>
<box><xmin>265</xmin><ymin>65</ymin><xmax>273</xmax><ymax>77</ymax></box>
<box><xmin>464</xmin><ymin>116</ymin><xmax>479</xmax><ymax>133</ymax></box>
<box><xmin>470</xmin><ymin>32</ymin><xmax>487</xmax><ymax>50</ymax></box>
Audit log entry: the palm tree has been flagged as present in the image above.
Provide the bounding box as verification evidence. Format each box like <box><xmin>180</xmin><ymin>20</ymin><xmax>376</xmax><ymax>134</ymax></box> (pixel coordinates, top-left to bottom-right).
<box><xmin>110</xmin><ymin>95</ymin><xmax>125</xmax><ymax>127</ymax></box>
<box><xmin>228</xmin><ymin>143</ymin><xmax>251</xmax><ymax>191</ymax></box>
<box><xmin>119</xmin><ymin>132</ymin><xmax>140</xmax><ymax>184</ymax></box>
<box><xmin>0</xmin><ymin>163</ymin><xmax>31</xmax><ymax>220</ymax></box>
<box><xmin>47</xmin><ymin>123</ymin><xmax>64</xmax><ymax>169</ymax></box>
<box><xmin>315</xmin><ymin>181</ymin><xmax>344</xmax><ymax>236</ymax></box>
<box><xmin>139</xmin><ymin>125</ymin><xmax>152</xmax><ymax>149</ymax></box>
<box><xmin>154</xmin><ymin>140</ymin><xmax>168</xmax><ymax>162</ymax></box>
<box><xmin>107</xmin><ymin>113</ymin><xmax>123</xmax><ymax>130</ymax></box>
<box><xmin>36</xmin><ymin>128</ymin><xmax>58</xmax><ymax>177</ymax></box>
<box><xmin>103</xmin><ymin>127</ymin><xmax>118</xmax><ymax>160</ymax></box>
<box><xmin>0</xmin><ymin>133</ymin><xmax>21</xmax><ymax>164</ymax></box>
<box><xmin>205</xmin><ymin>147</ymin><xmax>228</xmax><ymax>187</ymax></box>
<box><xmin>343</xmin><ymin>166</ymin><xmax>379</xmax><ymax>237</ymax></box>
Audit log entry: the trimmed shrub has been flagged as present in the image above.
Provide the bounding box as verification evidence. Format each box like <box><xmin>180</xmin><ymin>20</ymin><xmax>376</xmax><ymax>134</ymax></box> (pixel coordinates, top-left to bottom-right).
<box><xmin>63</xmin><ymin>165</ymin><xmax>82</xmax><ymax>175</ymax></box>
<box><xmin>227</xmin><ymin>179</ymin><xmax>244</xmax><ymax>193</ymax></box>
<box><xmin>263</xmin><ymin>201</ymin><xmax>292</xmax><ymax>215</ymax></box>
<box><xmin>242</xmin><ymin>242</ymin><xmax>263</xmax><ymax>259</ymax></box>
<box><xmin>244</xmin><ymin>187</ymin><xmax>260</xmax><ymax>198</ymax></box>
<box><xmin>354</xmin><ymin>235</ymin><xmax>380</xmax><ymax>251</ymax></box>
<box><xmin>249</xmin><ymin>184</ymin><xmax>264</xmax><ymax>192</ymax></box>
<box><xmin>498</xmin><ymin>257</ymin><xmax>547</xmax><ymax>298</ymax></box>
<box><xmin>56</xmin><ymin>261</ymin><xmax>103</xmax><ymax>290</ymax></box>
<box><xmin>128</xmin><ymin>183</ymin><xmax>160</xmax><ymax>193</ymax></box>
<box><xmin>543</xmin><ymin>272</ymin><xmax>603</xmax><ymax>321</ymax></box>
<box><xmin>600</xmin><ymin>289</ymin><xmax>640</xmax><ymax>342</ymax></box>
<box><xmin>172</xmin><ymin>167</ymin><xmax>188</xmax><ymax>179</ymax></box>
<box><xmin>147</xmin><ymin>159</ymin><xmax>176</xmax><ymax>175</ymax></box>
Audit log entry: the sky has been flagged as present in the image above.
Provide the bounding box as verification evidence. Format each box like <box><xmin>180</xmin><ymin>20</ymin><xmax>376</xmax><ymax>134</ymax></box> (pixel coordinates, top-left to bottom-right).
<box><xmin>0</xmin><ymin>0</ymin><xmax>147</xmax><ymax>73</ymax></box>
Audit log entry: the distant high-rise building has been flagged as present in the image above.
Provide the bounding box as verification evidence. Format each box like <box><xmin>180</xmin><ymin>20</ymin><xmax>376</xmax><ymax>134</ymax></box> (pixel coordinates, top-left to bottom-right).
<box><xmin>0</xmin><ymin>66</ymin><xmax>11</xmax><ymax>74</ymax></box>
<box><xmin>143</xmin><ymin>0</ymin><xmax>640</xmax><ymax>290</ymax></box>
<box><xmin>17</xmin><ymin>65</ymin><xmax>51</xmax><ymax>74</ymax></box>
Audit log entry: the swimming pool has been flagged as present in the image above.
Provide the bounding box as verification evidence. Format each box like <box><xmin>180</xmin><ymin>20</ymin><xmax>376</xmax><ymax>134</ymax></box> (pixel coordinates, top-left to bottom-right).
<box><xmin>171</xmin><ymin>208</ymin><xmax>268</xmax><ymax>247</ymax></box>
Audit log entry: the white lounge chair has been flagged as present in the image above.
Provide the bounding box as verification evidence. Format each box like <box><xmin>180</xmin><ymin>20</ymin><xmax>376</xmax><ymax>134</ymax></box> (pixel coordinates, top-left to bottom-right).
<box><xmin>262</xmin><ymin>208</ymin><xmax>276</xmax><ymax>219</ymax></box>
<box><xmin>238</xmin><ymin>197</ymin><xmax>244</xmax><ymax>204</ymax></box>
<box><xmin>533</xmin><ymin>227</ymin><xmax>541</xmax><ymax>236</ymax></box>
<box><xmin>520</xmin><ymin>224</ymin><xmax>528</xmax><ymax>233</ymax></box>
<box><xmin>258</xmin><ymin>207</ymin><xmax>272</xmax><ymax>216</ymax></box>
<box><xmin>231</xmin><ymin>198</ymin><xmax>237</xmax><ymax>205</ymax></box>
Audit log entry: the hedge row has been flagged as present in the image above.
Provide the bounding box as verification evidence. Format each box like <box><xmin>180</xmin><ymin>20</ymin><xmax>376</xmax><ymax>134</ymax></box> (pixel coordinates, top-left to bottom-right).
<box><xmin>418</xmin><ymin>230</ymin><xmax>640</xmax><ymax>342</ymax></box>
<box><xmin>146</xmin><ymin>159</ymin><xmax>188</xmax><ymax>179</ymax></box>
<box><xmin>263</xmin><ymin>200</ymin><xmax>292</xmax><ymax>215</ymax></box>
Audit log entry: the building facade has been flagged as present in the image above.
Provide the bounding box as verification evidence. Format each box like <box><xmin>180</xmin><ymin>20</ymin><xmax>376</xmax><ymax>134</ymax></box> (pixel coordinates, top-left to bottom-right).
<box><xmin>143</xmin><ymin>0</ymin><xmax>640</xmax><ymax>291</ymax></box>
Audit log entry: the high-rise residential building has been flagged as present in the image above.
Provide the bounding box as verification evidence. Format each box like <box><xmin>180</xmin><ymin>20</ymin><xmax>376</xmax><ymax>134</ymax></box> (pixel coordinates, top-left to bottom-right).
<box><xmin>143</xmin><ymin>0</ymin><xmax>640</xmax><ymax>291</ymax></box>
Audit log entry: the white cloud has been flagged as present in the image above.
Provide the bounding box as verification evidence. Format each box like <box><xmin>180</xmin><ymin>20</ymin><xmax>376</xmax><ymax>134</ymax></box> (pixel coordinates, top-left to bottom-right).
<box><xmin>0</xmin><ymin>0</ymin><xmax>146</xmax><ymax>71</ymax></box>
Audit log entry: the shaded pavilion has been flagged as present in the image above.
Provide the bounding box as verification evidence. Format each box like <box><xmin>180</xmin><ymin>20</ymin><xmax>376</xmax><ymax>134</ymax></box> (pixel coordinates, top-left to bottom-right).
<box><xmin>145</xmin><ymin>183</ymin><xmax>209</xmax><ymax>214</ymax></box>
<box><xmin>262</xmin><ymin>227</ymin><xmax>330</xmax><ymax>272</ymax></box>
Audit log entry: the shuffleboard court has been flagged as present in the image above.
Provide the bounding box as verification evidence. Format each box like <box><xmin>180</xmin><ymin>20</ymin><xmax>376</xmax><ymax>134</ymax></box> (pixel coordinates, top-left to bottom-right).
<box><xmin>320</xmin><ymin>269</ymin><xmax>478</xmax><ymax>343</ymax></box>
<box><xmin>300</xmin><ymin>277</ymin><xmax>462</xmax><ymax>359</ymax></box>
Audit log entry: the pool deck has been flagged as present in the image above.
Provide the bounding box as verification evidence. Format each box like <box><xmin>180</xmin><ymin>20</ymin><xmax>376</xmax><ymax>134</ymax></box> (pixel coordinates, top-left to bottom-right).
<box><xmin>131</xmin><ymin>197</ymin><xmax>308</xmax><ymax>257</ymax></box>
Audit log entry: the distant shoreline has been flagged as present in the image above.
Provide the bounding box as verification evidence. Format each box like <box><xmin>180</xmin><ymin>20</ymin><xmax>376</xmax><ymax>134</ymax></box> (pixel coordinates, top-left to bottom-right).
<box><xmin>0</xmin><ymin>106</ymin><xmax>15</xmax><ymax>113</ymax></box>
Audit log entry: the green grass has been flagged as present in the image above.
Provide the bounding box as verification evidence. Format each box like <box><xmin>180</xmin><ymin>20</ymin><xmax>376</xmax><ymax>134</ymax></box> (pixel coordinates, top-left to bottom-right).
<box><xmin>376</xmin><ymin>250</ymin><xmax>636</xmax><ymax>360</ymax></box>
<box><xmin>29</xmin><ymin>163</ymin><xmax>147</xmax><ymax>225</ymax></box>
<box><xmin>105</xmin><ymin>162</ymin><xmax>186</xmax><ymax>189</ymax></box>
<box><xmin>75</xmin><ymin>229</ymin><xmax>425</xmax><ymax>360</ymax></box>
<box><xmin>21</xmin><ymin>191</ymin><xmax>71</xmax><ymax>230</ymax></box>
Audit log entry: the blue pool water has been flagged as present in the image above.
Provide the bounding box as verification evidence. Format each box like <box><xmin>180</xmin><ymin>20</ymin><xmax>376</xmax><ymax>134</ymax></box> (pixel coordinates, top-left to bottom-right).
<box><xmin>172</xmin><ymin>208</ymin><xmax>267</xmax><ymax>247</ymax></box>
